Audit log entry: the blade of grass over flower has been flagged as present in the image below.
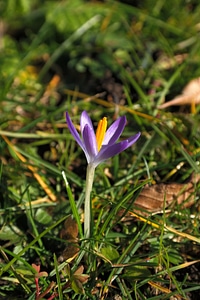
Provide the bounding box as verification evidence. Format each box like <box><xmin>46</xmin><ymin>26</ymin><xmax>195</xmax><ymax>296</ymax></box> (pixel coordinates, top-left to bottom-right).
<box><xmin>62</xmin><ymin>171</ymin><xmax>83</xmax><ymax>239</ymax></box>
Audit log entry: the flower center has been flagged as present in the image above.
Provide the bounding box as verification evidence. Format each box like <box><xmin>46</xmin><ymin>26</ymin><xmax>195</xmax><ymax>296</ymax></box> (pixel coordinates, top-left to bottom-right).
<box><xmin>96</xmin><ymin>117</ymin><xmax>107</xmax><ymax>151</ymax></box>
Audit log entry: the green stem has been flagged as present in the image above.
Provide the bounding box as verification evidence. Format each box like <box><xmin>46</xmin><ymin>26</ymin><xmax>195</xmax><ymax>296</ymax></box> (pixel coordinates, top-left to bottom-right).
<box><xmin>84</xmin><ymin>163</ymin><xmax>95</xmax><ymax>238</ymax></box>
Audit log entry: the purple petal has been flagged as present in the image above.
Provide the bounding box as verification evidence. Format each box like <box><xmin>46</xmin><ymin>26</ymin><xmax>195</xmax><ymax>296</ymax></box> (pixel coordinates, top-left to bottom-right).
<box><xmin>127</xmin><ymin>132</ymin><xmax>141</xmax><ymax>146</ymax></box>
<box><xmin>82</xmin><ymin>125</ymin><xmax>98</xmax><ymax>163</ymax></box>
<box><xmin>80</xmin><ymin>111</ymin><xmax>94</xmax><ymax>137</ymax></box>
<box><xmin>66</xmin><ymin>112</ymin><xmax>86</xmax><ymax>151</ymax></box>
<box><xmin>95</xmin><ymin>141</ymin><xmax>129</xmax><ymax>166</ymax></box>
<box><xmin>103</xmin><ymin>116</ymin><xmax>126</xmax><ymax>145</ymax></box>
<box><xmin>95</xmin><ymin>132</ymin><xmax>141</xmax><ymax>166</ymax></box>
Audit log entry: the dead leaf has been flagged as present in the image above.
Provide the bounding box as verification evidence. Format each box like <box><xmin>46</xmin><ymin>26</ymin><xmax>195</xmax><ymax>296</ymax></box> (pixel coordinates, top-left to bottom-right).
<box><xmin>133</xmin><ymin>174</ymin><xmax>199</xmax><ymax>215</ymax></box>
<box><xmin>59</xmin><ymin>216</ymin><xmax>79</xmax><ymax>262</ymax></box>
<box><xmin>73</xmin><ymin>265</ymin><xmax>89</xmax><ymax>284</ymax></box>
<box><xmin>60</xmin><ymin>216</ymin><xmax>78</xmax><ymax>242</ymax></box>
<box><xmin>147</xmin><ymin>281</ymin><xmax>183</xmax><ymax>299</ymax></box>
<box><xmin>158</xmin><ymin>78</ymin><xmax>200</xmax><ymax>110</ymax></box>
<box><xmin>41</xmin><ymin>74</ymin><xmax>61</xmax><ymax>105</ymax></box>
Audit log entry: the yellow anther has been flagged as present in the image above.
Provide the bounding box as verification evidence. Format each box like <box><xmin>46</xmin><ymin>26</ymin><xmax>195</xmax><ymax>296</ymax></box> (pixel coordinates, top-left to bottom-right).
<box><xmin>96</xmin><ymin>117</ymin><xmax>107</xmax><ymax>151</ymax></box>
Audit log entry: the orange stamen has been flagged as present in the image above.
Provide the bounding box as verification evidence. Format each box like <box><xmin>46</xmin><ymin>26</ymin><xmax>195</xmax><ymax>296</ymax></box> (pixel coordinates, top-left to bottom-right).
<box><xmin>96</xmin><ymin>117</ymin><xmax>107</xmax><ymax>151</ymax></box>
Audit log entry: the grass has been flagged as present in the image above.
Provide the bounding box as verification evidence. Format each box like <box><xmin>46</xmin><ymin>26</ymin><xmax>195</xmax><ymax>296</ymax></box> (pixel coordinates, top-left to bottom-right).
<box><xmin>0</xmin><ymin>0</ymin><xmax>200</xmax><ymax>299</ymax></box>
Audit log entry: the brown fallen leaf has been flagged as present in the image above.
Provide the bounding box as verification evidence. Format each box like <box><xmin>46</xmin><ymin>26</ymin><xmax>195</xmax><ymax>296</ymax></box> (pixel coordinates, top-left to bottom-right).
<box><xmin>158</xmin><ymin>78</ymin><xmax>200</xmax><ymax>110</ymax></box>
<box><xmin>60</xmin><ymin>215</ymin><xmax>79</xmax><ymax>242</ymax></box>
<box><xmin>59</xmin><ymin>216</ymin><xmax>79</xmax><ymax>262</ymax></box>
<box><xmin>133</xmin><ymin>174</ymin><xmax>200</xmax><ymax>215</ymax></box>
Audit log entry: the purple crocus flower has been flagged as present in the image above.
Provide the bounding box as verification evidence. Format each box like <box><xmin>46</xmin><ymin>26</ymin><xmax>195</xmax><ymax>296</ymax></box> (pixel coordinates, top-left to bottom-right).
<box><xmin>66</xmin><ymin>111</ymin><xmax>141</xmax><ymax>168</ymax></box>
